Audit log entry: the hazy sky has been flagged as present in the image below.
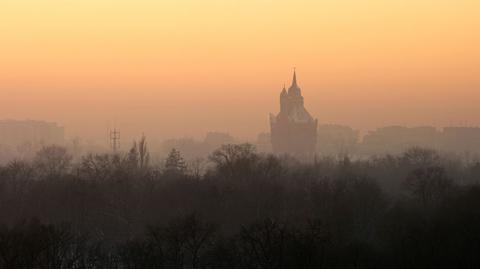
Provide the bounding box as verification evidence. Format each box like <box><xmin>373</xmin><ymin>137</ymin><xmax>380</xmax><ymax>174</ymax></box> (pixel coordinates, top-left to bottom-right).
<box><xmin>1</xmin><ymin>0</ymin><xmax>479</xmax><ymax>143</ymax></box>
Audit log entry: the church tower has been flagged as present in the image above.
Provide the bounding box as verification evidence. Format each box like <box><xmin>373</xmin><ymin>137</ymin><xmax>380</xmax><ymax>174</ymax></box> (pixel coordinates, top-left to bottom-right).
<box><xmin>270</xmin><ymin>71</ymin><xmax>318</xmax><ymax>157</ymax></box>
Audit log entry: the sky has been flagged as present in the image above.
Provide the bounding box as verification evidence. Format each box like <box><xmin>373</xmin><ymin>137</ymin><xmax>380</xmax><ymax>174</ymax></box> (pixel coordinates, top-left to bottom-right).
<box><xmin>1</xmin><ymin>0</ymin><xmax>479</xmax><ymax>143</ymax></box>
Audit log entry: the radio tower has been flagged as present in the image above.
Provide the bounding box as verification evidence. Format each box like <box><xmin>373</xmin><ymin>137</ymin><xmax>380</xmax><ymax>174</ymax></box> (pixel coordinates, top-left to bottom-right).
<box><xmin>110</xmin><ymin>128</ymin><xmax>121</xmax><ymax>153</ymax></box>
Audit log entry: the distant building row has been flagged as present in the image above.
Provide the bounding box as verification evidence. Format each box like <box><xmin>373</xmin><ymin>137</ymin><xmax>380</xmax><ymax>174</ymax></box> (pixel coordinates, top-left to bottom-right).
<box><xmin>361</xmin><ymin>126</ymin><xmax>480</xmax><ymax>155</ymax></box>
<box><xmin>260</xmin><ymin>124</ymin><xmax>480</xmax><ymax>156</ymax></box>
<box><xmin>268</xmin><ymin>71</ymin><xmax>480</xmax><ymax>157</ymax></box>
<box><xmin>0</xmin><ymin>120</ymin><xmax>64</xmax><ymax>146</ymax></box>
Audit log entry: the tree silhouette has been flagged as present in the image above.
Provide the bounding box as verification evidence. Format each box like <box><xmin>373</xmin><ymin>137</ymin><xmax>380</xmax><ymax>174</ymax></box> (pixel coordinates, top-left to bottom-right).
<box><xmin>209</xmin><ymin>143</ymin><xmax>258</xmax><ymax>179</ymax></box>
<box><xmin>33</xmin><ymin>145</ymin><xmax>72</xmax><ymax>179</ymax></box>
<box><xmin>165</xmin><ymin>148</ymin><xmax>187</xmax><ymax>176</ymax></box>
<box><xmin>405</xmin><ymin>166</ymin><xmax>454</xmax><ymax>207</ymax></box>
<box><xmin>138</xmin><ymin>134</ymin><xmax>150</xmax><ymax>170</ymax></box>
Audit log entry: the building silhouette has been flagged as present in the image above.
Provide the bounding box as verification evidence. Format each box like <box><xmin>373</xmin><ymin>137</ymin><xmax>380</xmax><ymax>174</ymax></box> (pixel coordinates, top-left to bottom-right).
<box><xmin>0</xmin><ymin>120</ymin><xmax>64</xmax><ymax>146</ymax></box>
<box><xmin>270</xmin><ymin>71</ymin><xmax>318</xmax><ymax>156</ymax></box>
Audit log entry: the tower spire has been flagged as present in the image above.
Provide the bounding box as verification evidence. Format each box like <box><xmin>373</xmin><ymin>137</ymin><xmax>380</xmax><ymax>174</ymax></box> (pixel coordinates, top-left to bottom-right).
<box><xmin>281</xmin><ymin>83</ymin><xmax>287</xmax><ymax>96</ymax></box>
<box><xmin>287</xmin><ymin>67</ymin><xmax>301</xmax><ymax>96</ymax></box>
<box><xmin>292</xmin><ymin>67</ymin><xmax>297</xmax><ymax>87</ymax></box>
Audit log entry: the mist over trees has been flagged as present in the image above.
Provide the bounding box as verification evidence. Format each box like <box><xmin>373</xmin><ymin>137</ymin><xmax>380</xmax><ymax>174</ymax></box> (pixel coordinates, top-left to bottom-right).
<box><xmin>1</xmin><ymin>140</ymin><xmax>480</xmax><ymax>268</ymax></box>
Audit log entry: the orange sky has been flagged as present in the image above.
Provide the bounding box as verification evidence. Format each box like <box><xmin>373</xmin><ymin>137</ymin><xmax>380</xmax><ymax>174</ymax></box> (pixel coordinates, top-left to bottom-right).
<box><xmin>1</xmin><ymin>0</ymin><xmax>479</xmax><ymax>143</ymax></box>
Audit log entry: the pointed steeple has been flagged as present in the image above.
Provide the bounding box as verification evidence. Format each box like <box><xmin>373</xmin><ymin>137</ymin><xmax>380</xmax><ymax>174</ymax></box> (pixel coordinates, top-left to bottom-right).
<box><xmin>292</xmin><ymin>68</ymin><xmax>297</xmax><ymax>87</ymax></box>
<box><xmin>288</xmin><ymin>68</ymin><xmax>301</xmax><ymax>96</ymax></box>
<box><xmin>280</xmin><ymin>83</ymin><xmax>287</xmax><ymax>96</ymax></box>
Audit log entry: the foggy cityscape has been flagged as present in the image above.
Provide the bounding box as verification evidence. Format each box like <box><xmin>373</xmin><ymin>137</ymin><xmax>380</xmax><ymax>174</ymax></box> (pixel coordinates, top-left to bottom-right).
<box><xmin>2</xmin><ymin>1</ymin><xmax>480</xmax><ymax>269</ymax></box>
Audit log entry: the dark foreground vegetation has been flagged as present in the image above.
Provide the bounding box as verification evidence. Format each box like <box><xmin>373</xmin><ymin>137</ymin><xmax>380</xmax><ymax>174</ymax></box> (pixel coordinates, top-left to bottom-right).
<box><xmin>1</xmin><ymin>142</ymin><xmax>480</xmax><ymax>269</ymax></box>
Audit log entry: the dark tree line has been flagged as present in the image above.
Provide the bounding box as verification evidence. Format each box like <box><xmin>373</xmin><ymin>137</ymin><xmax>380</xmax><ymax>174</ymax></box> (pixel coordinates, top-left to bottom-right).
<box><xmin>1</xmin><ymin>143</ymin><xmax>480</xmax><ymax>268</ymax></box>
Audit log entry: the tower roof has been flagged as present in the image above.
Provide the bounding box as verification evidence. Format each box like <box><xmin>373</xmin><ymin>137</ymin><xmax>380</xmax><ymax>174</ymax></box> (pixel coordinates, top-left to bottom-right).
<box><xmin>280</xmin><ymin>84</ymin><xmax>287</xmax><ymax>96</ymax></box>
<box><xmin>292</xmin><ymin>69</ymin><xmax>297</xmax><ymax>87</ymax></box>
<box><xmin>288</xmin><ymin>69</ymin><xmax>301</xmax><ymax>96</ymax></box>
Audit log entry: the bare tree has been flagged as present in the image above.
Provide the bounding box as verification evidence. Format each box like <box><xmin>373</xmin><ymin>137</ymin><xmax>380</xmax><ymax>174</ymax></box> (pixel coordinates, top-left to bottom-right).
<box><xmin>238</xmin><ymin>219</ymin><xmax>288</xmax><ymax>269</ymax></box>
<box><xmin>208</xmin><ymin>143</ymin><xmax>258</xmax><ymax>179</ymax></box>
<box><xmin>401</xmin><ymin>147</ymin><xmax>441</xmax><ymax>167</ymax></box>
<box><xmin>138</xmin><ymin>134</ymin><xmax>150</xmax><ymax>170</ymax></box>
<box><xmin>80</xmin><ymin>153</ymin><xmax>115</xmax><ymax>181</ymax></box>
<box><xmin>126</xmin><ymin>141</ymin><xmax>139</xmax><ymax>169</ymax></box>
<box><xmin>148</xmin><ymin>214</ymin><xmax>216</xmax><ymax>269</ymax></box>
<box><xmin>405</xmin><ymin>166</ymin><xmax>454</xmax><ymax>207</ymax></box>
<box><xmin>34</xmin><ymin>145</ymin><xmax>72</xmax><ymax>179</ymax></box>
<box><xmin>188</xmin><ymin>158</ymin><xmax>205</xmax><ymax>179</ymax></box>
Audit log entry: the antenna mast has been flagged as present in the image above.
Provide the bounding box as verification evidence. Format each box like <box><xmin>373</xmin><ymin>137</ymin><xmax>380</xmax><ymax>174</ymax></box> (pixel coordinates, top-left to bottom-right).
<box><xmin>110</xmin><ymin>128</ymin><xmax>121</xmax><ymax>153</ymax></box>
